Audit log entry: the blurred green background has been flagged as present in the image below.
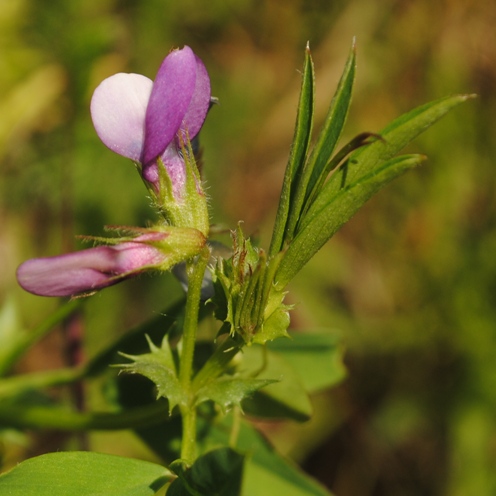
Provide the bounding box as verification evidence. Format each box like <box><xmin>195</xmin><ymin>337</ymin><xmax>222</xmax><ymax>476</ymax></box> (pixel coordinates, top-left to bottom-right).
<box><xmin>0</xmin><ymin>0</ymin><xmax>494</xmax><ymax>494</ymax></box>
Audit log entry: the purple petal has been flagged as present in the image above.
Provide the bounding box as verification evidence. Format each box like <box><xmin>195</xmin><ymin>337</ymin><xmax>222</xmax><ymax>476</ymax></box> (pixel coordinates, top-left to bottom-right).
<box><xmin>178</xmin><ymin>54</ymin><xmax>211</xmax><ymax>142</ymax></box>
<box><xmin>91</xmin><ymin>73</ymin><xmax>153</xmax><ymax>161</ymax></box>
<box><xmin>16</xmin><ymin>242</ymin><xmax>167</xmax><ymax>297</ymax></box>
<box><xmin>143</xmin><ymin>46</ymin><xmax>199</xmax><ymax>165</ymax></box>
<box><xmin>142</xmin><ymin>143</ymin><xmax>186</xmax><ymax>199</ymax></box>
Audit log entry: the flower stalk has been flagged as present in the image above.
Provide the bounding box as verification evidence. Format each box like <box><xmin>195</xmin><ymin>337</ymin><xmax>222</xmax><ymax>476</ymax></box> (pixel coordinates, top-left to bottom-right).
<box><xmin>178</xmin><ymin>245</ymin><xmax>211</xmax><ymax>463</ymax></box>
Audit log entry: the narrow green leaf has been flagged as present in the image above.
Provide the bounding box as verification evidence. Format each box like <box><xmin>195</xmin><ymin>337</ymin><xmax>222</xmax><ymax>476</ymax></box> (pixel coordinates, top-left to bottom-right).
<box><xmin>301</xmin><ymin>132</ymin><xmax>382</xmax><ymax>218</ymax></box>
<box><xmin>0</xmin><ymin>367</ymin><xmax>82</xmax><ymax>399</ymax></box>
<box><xmin>196</xmin><ymin>376</ymin><xmax>277</xmax><ymax>413</ymax></box>
<box><xmin>301</xmin><ymin>93</ymin><xmax>475</xmax><ymax>231</ymax></box>
<box><xmin>168</xmin><ymin>448</ymin><xmax>245</xmax><ymax>496</ymax></box>
<box><xmin>267</xmin><ymin>332</ymin><xmax>346</xmax><ymax>393</ymax></box>
<box><xmin>0</xmin><ymin>451</ymin><xmax>171</xmax><ymax>496</ymax></box>
<box><xmin>239</xmin><ymin>345</ymin><xmax>313</xmax><ymax>422</ymax></box>
<box><xmin>345</xmin><ymin>93</ymin><xmax>475</xmax><ymax>186</ymax></box>
<box><xmin>273</xmin><ymin>94</ymin><xmax>474</xmax><ymax>288</ymax></box>
<box><xmin>283</xmin><ymin>41</ymin><xmax>356</xmax><ymax>246</ymax></box>
<box><xmin>275</xmin><ymin>154</ymin><xmax>426</xmax><ymax>288</ymax></box>
<box><xmin>269</xmin><ymin>44</ymin><xmax>315</xmax><ymax>257</ymax></box>
<box><xmin>304</xmin><ymin>41</ymin><xmax>357</xmax><ymax>206</ymax></box>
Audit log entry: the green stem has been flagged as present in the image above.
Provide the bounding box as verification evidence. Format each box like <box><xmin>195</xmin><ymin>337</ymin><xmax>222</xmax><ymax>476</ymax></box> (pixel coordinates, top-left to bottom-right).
<box><xmin>0</xmin><ymin>400</ymin><xmax>169</xmax><ymax>431</ymax></box>
<box><xmin>0</xmin><ymin>366</ymin><xmax>83</xmax><ymax>399</ymax></box>
<box><xmin>179</xmin><ymin>403</ymin><xmax>197</xmax><ymax>463</ymax></box>
<box><xmin>179</xmin><ymin>246</ymin><xmax>210</xmax><ymax>387</ymax></box>
<box><xmin>178</xmin><ymin>245</ymin><xmax>211</xmax><ymax>463</ymax></box>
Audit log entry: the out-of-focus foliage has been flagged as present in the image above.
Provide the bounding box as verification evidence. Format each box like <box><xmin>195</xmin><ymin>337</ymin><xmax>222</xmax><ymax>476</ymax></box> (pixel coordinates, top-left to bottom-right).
<box><xmin>0</xmin><ymin>0</ymin><xmax>494</xmax><ymax>495</ymax></box>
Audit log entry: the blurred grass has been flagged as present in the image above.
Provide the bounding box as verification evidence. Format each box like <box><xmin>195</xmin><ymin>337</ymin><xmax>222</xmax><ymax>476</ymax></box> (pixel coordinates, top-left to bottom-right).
<box><xmin>1</xmin><ymin>0</ymin><xmax>495</xmax><ymax>494</ymax></box>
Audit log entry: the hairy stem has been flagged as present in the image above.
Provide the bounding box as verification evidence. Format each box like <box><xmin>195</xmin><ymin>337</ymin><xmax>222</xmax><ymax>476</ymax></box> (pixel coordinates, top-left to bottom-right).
<box><xmin>178</xmin><ymin>245</ymin><xmax>210</xmax><ymax>463</ymax></box>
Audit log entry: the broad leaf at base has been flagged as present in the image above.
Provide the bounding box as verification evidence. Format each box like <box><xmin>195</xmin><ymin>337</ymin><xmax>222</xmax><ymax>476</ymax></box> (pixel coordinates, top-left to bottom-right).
<box><xmin>0</xmin><ymin>451</ymin><xmax>171</xmax><ymax>496</ymax></box>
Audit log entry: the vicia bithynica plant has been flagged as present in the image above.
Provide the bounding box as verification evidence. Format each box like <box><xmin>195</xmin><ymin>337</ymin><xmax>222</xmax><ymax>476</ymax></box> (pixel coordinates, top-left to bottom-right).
<box><xmin>2</xmin><ymin>41</ymin><xmax>473</xmax><ymax>495</ymax></box>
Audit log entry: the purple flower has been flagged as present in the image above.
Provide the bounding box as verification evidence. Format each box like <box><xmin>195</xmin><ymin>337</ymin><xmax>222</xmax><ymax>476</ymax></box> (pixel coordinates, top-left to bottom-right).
<box><xmin>90</xmin><ymin>46</ymin><xmax>211</xmax><ymax>200</ymax></box>
<box><xmin>17</xmin><ymin>228</ymin><xmax>206</xmax><ymax>297</ymax></box>
<box><xmin>17</xmin><ymin>47</ymin><xmax>213</xmax><ymax>299</ymax></box>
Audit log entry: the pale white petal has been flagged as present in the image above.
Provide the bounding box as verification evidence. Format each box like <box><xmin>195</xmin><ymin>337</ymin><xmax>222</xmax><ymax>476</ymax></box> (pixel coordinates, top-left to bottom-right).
<box><xmin>91</xmin><ymin>73</ymin><xmax>153</xmax><ymax>161</ymax></box>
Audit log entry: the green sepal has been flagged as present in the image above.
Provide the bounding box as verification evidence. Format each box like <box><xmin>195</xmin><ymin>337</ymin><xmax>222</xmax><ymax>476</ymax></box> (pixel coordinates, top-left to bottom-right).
<box><xmin>116</xmin><ymin>335</ymin><xmax>186</xmax><ymax>414</ymax></box>
<box><xmin>211</xmin><ymin>263</ymin><xmax>234</xmax><ymax>324</ymax></box>
<box><xmin>211</xmin><ymin>226</ymin><xmax>291</xmax><ymax>344</ymax></box>
<box><xmin>210</xmin><ymin>225</ymin><xmax>259</xmax><ymax>328</ymax></box>
<box><xmin>149</xmin><ymin>136</ymin><xmax>209</xmax><ymax>236</ymax></box>
<box><xmin>149</xmin><ymin>226</ymin><xmax>207</xmax><ymax>270</ymax></box>
<box><xmin>179</xmin><ymin>135</ymin><xmax>210</xmax><ymax>236</ymax></box>
<box><xmin>80</xmin><ymin>224</ymin><xmax>207</xmax><ymax>280</ymax></box>
<box><xmin>195</xmin><ymin>375</ymin><xmax>277</xmax><ymax>413</ymax></box>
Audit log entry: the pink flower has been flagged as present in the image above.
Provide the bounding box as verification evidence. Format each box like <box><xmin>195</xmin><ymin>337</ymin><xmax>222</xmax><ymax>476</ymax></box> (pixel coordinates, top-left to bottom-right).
<box><xmin>90</xmin><ymin>46</ymin><xmax>211</xmax><ymax>199</ymax></box>
<box><xmin>17</xmin><ymin>229</ymin><xmax>206</xmax><ymax>297</ymax></box>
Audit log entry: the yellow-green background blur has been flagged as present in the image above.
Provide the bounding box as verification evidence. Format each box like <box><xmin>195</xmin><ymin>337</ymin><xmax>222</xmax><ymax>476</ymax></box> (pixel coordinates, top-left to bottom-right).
<box><xmin>1</xmin><ymin>1</ymin><xmax>494</xmax><ymax>495</ymax></box>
